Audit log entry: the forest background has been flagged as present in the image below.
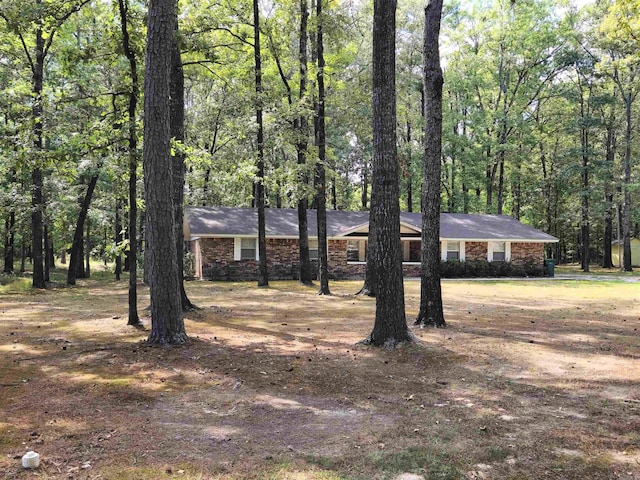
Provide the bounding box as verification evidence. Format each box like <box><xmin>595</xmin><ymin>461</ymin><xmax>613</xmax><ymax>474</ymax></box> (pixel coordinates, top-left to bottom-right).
<box><xmin>1</xmin><ymin>0</ymin><xmax>639</xmax><ymax>280</ymax></box>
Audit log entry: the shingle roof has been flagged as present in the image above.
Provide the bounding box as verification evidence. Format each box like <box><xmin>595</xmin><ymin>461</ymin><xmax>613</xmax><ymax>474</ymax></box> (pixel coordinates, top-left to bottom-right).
<box><xmin>185</xmin><ymin>206</ymin><xmax>557</xmax><ymax>242</ymax></box>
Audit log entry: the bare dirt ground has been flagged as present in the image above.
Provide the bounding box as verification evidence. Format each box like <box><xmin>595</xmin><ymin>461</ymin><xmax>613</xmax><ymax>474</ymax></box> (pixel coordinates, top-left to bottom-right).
<box><xmin>1</xmin><ymin>274</ymin><xmax>639</xmax><ymax>479</ymax></box>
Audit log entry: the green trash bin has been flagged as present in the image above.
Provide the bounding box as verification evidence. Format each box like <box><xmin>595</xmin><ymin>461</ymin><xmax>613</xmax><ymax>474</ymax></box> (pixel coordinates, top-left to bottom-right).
<box><xmin>545</xmin><ymin>258</ymin><xmax>555</xmax><ymax>277</ymax></box>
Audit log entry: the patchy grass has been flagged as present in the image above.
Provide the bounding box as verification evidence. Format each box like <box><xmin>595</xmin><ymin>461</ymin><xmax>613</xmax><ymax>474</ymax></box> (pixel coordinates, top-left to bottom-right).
<box><xmin>0</xmin><ymin>276</ymin><xmax>639</xmax><ymax>479</ymax></box>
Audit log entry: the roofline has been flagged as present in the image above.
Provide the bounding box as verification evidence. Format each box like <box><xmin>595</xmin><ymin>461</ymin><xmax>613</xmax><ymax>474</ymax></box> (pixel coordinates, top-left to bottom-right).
<box><xmin>335</xmin><ymin>221</ymin><xmax>370</xmax><ymax>236</ymax></box>
<box><xmin>188</xmin><ymin>233</ymin><xmax>558</xmax><ymax>243</ymax></box>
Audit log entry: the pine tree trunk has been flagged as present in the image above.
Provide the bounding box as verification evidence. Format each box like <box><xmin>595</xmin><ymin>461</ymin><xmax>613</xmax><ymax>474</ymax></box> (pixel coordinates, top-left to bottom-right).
<box><xmin>253</xmin><ymin>0</ymin><xmax>269</xmax><ymax>287</ymax></box>
<box><xmin>85</xmin><ymin>217</ymin><xmax>91</xmax><ymax>277</ymax></box>
<box><xmin>415</xmin><ymin>0</ymin><xmax>445</xmax><ymax>329</ymax></box>
<box><xmin>297</xmin><ymin>0</ymin><xmax>313</xmax><ymax>286</ymax></box>
<box><xmin>406</xmin><ymin>119</ymin><xmax>413</xmax><ymax>212</ymax></box>
<box><xmin>622</xmin><ymin>97</ymin><xmax>633</xmax><ymax>272</ymax></box>
<box><xmin>170</xmin><ymin>30</ymin><xmax>196</xmax><ymax>311</ymax></box>
<box><xmin>67</xmin><ymin>175</ymin><xmax>98</xmax><ymax>285</ymax></box>
<box><xmin>31</xmin><ymin>22</ymin><xmax>46</xmax><ymax>289</ymax></box>
<box><xmin>315</xmin><ymin>0</ymin><xmax>330</xmax><ymax>295</ymax></box>
<box><xmin>362</xmin><ymin>0</ymin><xmax>410</xmax><ymax>347</ymax></box>
<box><xmin>603</xmin><ymin>117</ymin><xmax>616</xmax><ymax>268</ymax></box>
<box><xmin>144</xmin><ymin>0</ymin><xmax>187</xmax><ymax>345</ymax></box>
<box><xmin>114</xmin><ymin>198</ymin><xmax>122</xmax><ymax>281</ymax></box>
<box><xmin>20</xmin><ymin>239</ymin><xmax>26</xmax><ymax>273</ymax></box>
<box><xmin>43</xmin><ymin>224</ymin><xmax>50</xmax><ymax>282</ymax></box>
<box><xmin>4</xmin><ymin>212</ymin><xmax>15</xmax><ymax>273</ymax></box>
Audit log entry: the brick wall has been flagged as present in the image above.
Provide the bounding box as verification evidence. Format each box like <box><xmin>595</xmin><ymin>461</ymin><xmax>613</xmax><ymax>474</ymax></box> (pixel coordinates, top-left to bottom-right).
<box><xmin>198</xmin><ymin>236</ymin><xmax>547</xmax><ymax>280</ymax></box>
<box><xmin>511</xmin><ymin>242</ymin><xmax>544</xmax><ymax>264</ymax></box>
<box><xmin>465</xmin><ymin>242</ymin><xmax>487</xmax><ymax>261</ymax></box>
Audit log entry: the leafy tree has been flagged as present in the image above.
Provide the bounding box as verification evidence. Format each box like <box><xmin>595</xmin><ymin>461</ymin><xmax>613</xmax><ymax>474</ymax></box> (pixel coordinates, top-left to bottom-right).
<box><xmin>0</xmin><ymin>0</ymin><xmax>91</xmax><ymax>288</ymax></box>
<box><xmin>597</xmin><ymin>0</ymin><xmax>640</xmax><ymax>271</ymax></box>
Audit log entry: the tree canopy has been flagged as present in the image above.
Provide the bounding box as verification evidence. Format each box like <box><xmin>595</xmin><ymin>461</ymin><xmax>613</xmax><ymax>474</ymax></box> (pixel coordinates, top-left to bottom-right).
<box><xmin>2</xmin><ymin>0</ymin><xmax>639</xmax><ymax>289</ymax></box>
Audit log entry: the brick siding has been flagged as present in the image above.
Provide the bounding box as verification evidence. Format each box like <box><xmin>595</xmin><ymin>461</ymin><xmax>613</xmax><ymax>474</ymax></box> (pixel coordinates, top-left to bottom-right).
<box><xmin>465</xmin><ymin>242</ymin><xmax>488</xmax><ymax>261</ymax></box>
<box><xmin>198</xmin><ymin>237</ymin><xmax>547</xmax><ymax>281</ymax></box>
<box><xmin>511</xmin><ymin>242</ymin><xmax>544</xmax><ymax>264</ymax></box>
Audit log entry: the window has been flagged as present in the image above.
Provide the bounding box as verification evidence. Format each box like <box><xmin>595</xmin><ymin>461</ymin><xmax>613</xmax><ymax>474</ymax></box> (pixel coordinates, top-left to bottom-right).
<box><xmin>409</xmin><ymin>240</ymin><xmax>421</xmax><ymax>262</ymax></box>
<box><xmin>347</xmin><ymin>240</ymin><xmax>366</xmax><ymax>262</ymax></box>
<box><xmin>308</xmin><ymin>239</ymin><xmax>319</xmax><ymax>260</ymax></box>
<box><xmin>402</xmin><ymin>240</ymin><xmax>421</xmax><ymax>262</ymax></box>
<box><xmin>492</xmin><ymin>241</ymin><xmax>506</xmax><ymax>262</ymax></box>
<box><xmin>240</xmin><ymin>238</ymin><xmax>256</xmax><ymax>260</ymax></box>
<box><xmin>446</xmin><ymin>241</ymin><xmax>460</xmax><ymax>261</ymax></box>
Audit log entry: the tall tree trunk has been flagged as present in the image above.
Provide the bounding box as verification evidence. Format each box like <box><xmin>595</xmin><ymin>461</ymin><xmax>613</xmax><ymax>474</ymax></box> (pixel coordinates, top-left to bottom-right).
<box><xmin>114</xmin><ymin>198</ymin><xmax>122</xmax><ymax>281</ymax></box>
<box><xmin>496</xmin><ymin>154</ymin><xmax>505</xmax><ymax>215</ymax></box>
<box><xmin>85</xmin><ymin>217</ymin><xmax>91</xmax><ymax>277</ymax></box>
<box><xmin>143</xmin><ymin>0</ymin><xmax>186</xmax><ymax>345</ymax></box>
<box><xmin>67</xmin><ymin>175</ymin><xmax>98</xmax><ymax>285</ymax></box>
<box><xmin>622</xmin><ymin>96</ymin><xmax>633</xmax><ymax>272</ymax></box>
<box><xmin>361</xmin><ymin>166</ymin><xmax>368</xmax><ymax>209</ymax></box>
<box><xmin>4</xmin><ymin>212</ymin><xmax>15</xmax><ymax>273</ymax></box>
<box><xmin>484</xmin><ymin>144</ymin><xmax>493</xmax><ymax>214</ymax></box>
<box><xmin>580</xmin><ymin>127</ymin><xmax>590</xmax><ymax>272</ymax></box>
<box><xmin>461</xmin><ymin>107</ymin><xmax>469</xmax><ymax>214</ymax></box>
<box><xmin>314</xmin><ymin>0</ymin><xmax>330</xmax><ymax>295</ymax></box>
<box><xmin>415</xmin><ymin>0</ymin><xmax>445</xmax><ymax>329</ymax></box>
<box><xmin>253</xmin><ymin>0</ymin><xmax>269</xmax><ymax>287</ymax></box>
<box><xmin>31</xmin><ymin>19</ymin><xmax>46</xmax><ymax>289</ymax></box>
<box><xmin>362</xmin><ymin>0</ymin><xmax>410</xmax><ymax>347</ymax></box>
<box><xmin>296</xmin><ymin>0</ymin><xmax>313</xmax><ymax>286</ymax></box>
<box><xmin>20</xmin><ymin>239</ymin><xmax>26</xmax><ymax>273</ymax></box>
<box><xmin>170</xmin><ymin>26</ymin><xmax>196</xmax><ymax>311</ymax></box>
<box><xmin>406</xmin><ymin>119</ymin><xmax>413</xmax><ymax>212</ymax></box>
<box><xmin>43</xmin><ymin>223</ymin><xmax>50</xmax><ymax>282</ymax></box>
<box><xmin>118</xmin><ymin>0</ymin><xmax>142</xmax><ymax>327</ymax></box>
<box><xmin>602</xmin><ymin>114</ymin><xmax>616</xmax><ymax>268</ymax></box>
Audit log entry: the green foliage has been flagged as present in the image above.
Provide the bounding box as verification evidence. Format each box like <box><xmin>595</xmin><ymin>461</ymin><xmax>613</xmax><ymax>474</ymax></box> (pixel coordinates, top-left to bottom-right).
<box><xmin>440</xmin><ymin>260</ymin><xmax>543</xmax><ymax>278</ymax></box>
<box><xmin>1</xmin><ymin>0</ymin><xmax>639</xmax><ymax>279</ymax></box>
<box><xmin>368</xmin><ymin>447</ymin><xmax>463</xmax><ymax>480</ymax></box>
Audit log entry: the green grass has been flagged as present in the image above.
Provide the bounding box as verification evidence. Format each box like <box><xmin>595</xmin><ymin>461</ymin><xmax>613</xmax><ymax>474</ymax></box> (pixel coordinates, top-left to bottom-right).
<box><xmin>0</xmin><ymin>273</ymin><xmax>32</xmax><ymax>293</ymax></box>
<box><xmin>368</xmin><ymin>448</ymin><xmax>463</xmax><ymax>480</ymax></box>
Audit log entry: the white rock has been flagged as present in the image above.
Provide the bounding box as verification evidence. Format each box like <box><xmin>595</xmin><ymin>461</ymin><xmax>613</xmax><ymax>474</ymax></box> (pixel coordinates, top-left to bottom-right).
<box><xmin>22</xmin><ymin>451</ymin><xmax>40</xmax><ymax>469</ymax></box>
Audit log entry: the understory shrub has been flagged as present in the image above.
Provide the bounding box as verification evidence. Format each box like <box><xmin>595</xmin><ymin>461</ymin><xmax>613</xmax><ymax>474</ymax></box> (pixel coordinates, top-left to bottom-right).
<box><xmin>440</xmin><ymin>260</ymin><xmax>543</xmax><ymax>278</ymax></box>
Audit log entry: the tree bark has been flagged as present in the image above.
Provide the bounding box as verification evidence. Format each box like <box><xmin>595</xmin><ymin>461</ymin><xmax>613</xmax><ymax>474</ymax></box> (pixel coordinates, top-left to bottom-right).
<box><xmin>114</xmin><ymin>198</ymin><xmax>122</xmax><ymax>280</ymax></box>
<box><xmin>20</xmin><ymin>239</ymin><xmax>26</xmax><ymax>273</ymax></box>
<box><xmin>580</xmin><ymin>129</ymin><xmax>590</xmax><ymax>272</ymax></box>
<box><xmin>415</xmin><ymin>0</ymin><xmax>445</xmax><ymax>329</ymax></box>
<box><xmin>85</xmin><ymin>217</ymin><xmax>91</xmax><ymax>277</ymax></box>
<box><xmin>406</xmin><ymin>119</ymin><xmax>413</xmax><ymax>212</ymax></box>
<box><xmin>31</xmin><ymin>19</ymin><xmax>46</xmax><ymax>289</ymax></box>
<box><xmin>622</xmin><ymin>96</ymin><xmax>633</xmax><ymax>272</ymax></box>
<box><xmin>117</xmin><ymin>0</ymin><xmax>142</xmax><ymax>325</ymax></box>
<box><xmin>43</xmin><ymin>223</ymin><xmax>50</xmax><ymax>282</ymax></box>
<box><xmin>362</xmin><ymin>0</ymin><xmax>410</xmax><ymax>347</ymax></box>
<box><xmin>143</xmin><ymin>0</ymin><xmax>187</xmax><ymax>345</ymax></box>
<box><xmin>602</xmin><ymin>114</ymin><xmax>616</xmax><ymax>268</ymax></box>
<box><xmin>67</xmin><ymin>175</ymin><xmax>98</xmax><ymax>285</ymax></box>
<box><xmin>297</xmin><ymin>0</ymin><xmax>313</xmax><ymax>286</ymax></box>
<box><xmin>170</xmin><ymin>26</ymin><xmax>197</xmax><ymax>311</ymax></box>
<box><xmin>314</xmin><ymin>0</ymin><xmax>330</xmax><ymax>295</ymax></box>
<box><xmin>253</xmin><ymin>0</ymin><xmax>269</xmax><ymax>287</ymax></box>
<box><xmin>4</xmin><ymin>212</ymin><xmax>15</xmax><ymax>273</ymax></box>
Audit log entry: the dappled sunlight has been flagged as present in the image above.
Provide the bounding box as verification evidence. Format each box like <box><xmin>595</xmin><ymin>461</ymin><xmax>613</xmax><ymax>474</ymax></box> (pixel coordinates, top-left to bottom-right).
<box><xmin>0</xmin><ymin>342</ymin><xmax>44</xmax><ymax>356</ymax></box>
<box><xmin>252</xmin><ymin>395</ymin><xmax>363</xmax><ymax>418</ymax></box>
<box><xmin>1</xmin><ymin>278</ymin><xmax>639</xmax><ymax>479</ymax></box>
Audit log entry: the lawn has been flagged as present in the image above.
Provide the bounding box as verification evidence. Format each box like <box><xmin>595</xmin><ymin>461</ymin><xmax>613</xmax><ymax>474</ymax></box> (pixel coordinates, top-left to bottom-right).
<box><xmin>1</xmin><ymin>273</ymin><xmax>639</xmax><ymax>479</ymax></box>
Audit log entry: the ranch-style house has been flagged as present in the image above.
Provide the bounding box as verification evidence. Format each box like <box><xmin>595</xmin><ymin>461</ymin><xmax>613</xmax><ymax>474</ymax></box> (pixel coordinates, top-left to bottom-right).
<box><xmin>184</xmin><ymin>206</ymin><xmax>558</xmax><ymax>280</ymax></box>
